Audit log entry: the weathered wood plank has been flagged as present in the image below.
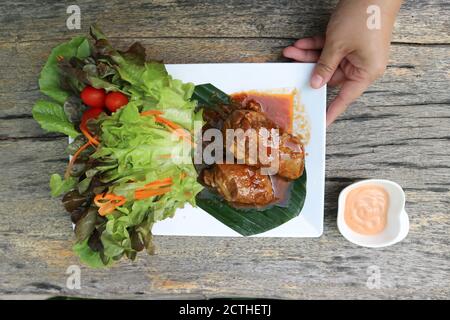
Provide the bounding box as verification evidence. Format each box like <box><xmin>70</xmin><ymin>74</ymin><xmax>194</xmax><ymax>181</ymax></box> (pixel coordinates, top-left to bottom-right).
<box><xmin>1</xmin><ymin>0</ymin><xmax>449</xmax><ymax>44</ymax></box>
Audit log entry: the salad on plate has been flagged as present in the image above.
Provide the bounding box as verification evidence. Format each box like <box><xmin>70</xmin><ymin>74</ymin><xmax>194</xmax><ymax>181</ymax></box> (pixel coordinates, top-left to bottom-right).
<box><xmin>33</xmin><ymin>25</ymin><xmax>203</xmax><ymax>267</ymax></box>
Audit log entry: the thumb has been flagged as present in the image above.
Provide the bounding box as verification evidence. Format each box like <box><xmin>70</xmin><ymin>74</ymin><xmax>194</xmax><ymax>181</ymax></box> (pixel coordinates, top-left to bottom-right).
<box><xmin>311</xmin><ymin>43</ymin><xmax>346</xmax><ymax>89</ymax></box>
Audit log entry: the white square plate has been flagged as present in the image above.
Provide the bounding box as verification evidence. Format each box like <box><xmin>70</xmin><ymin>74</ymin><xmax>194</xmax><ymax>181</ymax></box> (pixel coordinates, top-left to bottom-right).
<box><xmin>152</xmin><ymin>63</ymin><xmax>326</xmax><ymax>237</ymax></box>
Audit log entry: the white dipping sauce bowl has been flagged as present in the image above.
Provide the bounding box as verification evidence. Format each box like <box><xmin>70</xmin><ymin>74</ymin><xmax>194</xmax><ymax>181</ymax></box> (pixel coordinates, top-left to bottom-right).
<box><xmin>337</xmin><ymin>179</ymin><xmax>409</xmax><ymax>248</ymax></box>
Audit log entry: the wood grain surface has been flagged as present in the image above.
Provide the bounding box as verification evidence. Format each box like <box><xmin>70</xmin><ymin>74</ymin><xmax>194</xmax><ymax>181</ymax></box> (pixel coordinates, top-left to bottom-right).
<box><xmin>0</xmin><ymin>0</ymin><xmax>449</xmax><ymax>299</ymax></box>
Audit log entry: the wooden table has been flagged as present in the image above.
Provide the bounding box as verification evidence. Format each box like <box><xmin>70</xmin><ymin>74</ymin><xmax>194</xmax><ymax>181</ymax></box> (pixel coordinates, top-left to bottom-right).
<box><xmin>1</xmin><ymin>0</ymin><xmax>449</xmax><ymax>299</ymax></box>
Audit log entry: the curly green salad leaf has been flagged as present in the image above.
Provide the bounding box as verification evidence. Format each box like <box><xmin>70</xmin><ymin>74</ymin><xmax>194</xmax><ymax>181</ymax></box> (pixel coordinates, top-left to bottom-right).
<box><xmin>73</xmin><ymin>239</ymin><xmax>113</xmax><ymax>268</ymax></box>
<box><xmin>32</xmin><ymin>100</ymin><xmax>80</xmax><ymax>138</ymax></box>
<box><xmin>32</xmin><ymin>25</ymin><xmax>203</xmax><ymax>267</ymax></box>
<box><xmin>49</xmin><ymin>174</ymin><xmax>78</xmax><ymax>197</ymax></box>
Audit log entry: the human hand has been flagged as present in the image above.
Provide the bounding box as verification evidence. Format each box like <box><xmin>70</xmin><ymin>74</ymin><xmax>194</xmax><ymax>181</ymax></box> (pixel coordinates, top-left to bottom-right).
<box><xmin>283</xmin><ymin>0</ymin><xmax>402</xmax><ymax>126</ymax></box>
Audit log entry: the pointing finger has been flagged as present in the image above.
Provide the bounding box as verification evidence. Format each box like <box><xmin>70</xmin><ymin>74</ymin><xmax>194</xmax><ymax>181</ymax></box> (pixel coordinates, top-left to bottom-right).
<box><xmin>326</xmin><ymin>79</ymin><xmax>370</xmax><ymax>126</ymax></box>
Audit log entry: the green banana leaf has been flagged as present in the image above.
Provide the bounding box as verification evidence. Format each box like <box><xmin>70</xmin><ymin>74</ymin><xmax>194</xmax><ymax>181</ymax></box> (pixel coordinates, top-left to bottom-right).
<box><xmin>193</xmin><ymin>84</ymin><xmax>307</xmax><ymax>236</ymax></box>
<box><xmin>192</xmin><ymin>83</ymin><xmax>231</xmax><ymax>107</ymax></box>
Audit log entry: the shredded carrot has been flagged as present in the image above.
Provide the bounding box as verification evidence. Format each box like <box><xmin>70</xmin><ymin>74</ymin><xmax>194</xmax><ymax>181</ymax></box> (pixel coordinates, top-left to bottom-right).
<box><xmin>94</xmin><ymin>193</ymin><xmax>126</xmax><ymax>216</ymax></box>
<box><xmin>64</xmin><ymin>141</ymin><xmax>92</xmax><ymax>179</ymax></box>
<box><xmin>154</xmin><ymin>116</ymin><xmax>183</xmax><ymax>131</ymax></box>
<box><xmin>143</xmin><ymin>177</ymin><xmax>173</xmax><ymax>188</ymax></box>
<box><xmin>134</xmin><ymin>177</ymin><xmax>173</xmax><ymax>200</ymax></box>
<box><xmin>80</xmin><ymin>124</ymin><xmax>99</xmax><ymax>146</ymax></box>
<box><xmin>94</xmin><ymin>193</ymin><xmax>126</xmax><ymax>207</ymax></box>
<box><xmin>180</xmin><ymin>172</ymin><xmax>187</xmax><ymax>179</ymax></box>
<box><xmin>141</xmin><ymin>110</ymin><xmax>164</xmax><ymax>116</ymax></box>
<box><xmin>158</xmin><ymin>154</ymin><xmax>172</xmax><ymax>159</ymax></box>
<box><xmin>141</xmin><ymin>181</ymin><xmax>171</xmax><ymax>189</ymax></box>
<box><xmin>98</xmin><ymin>202</ymin><xmax>117</xmax><ymax>216</ymax></box>
<box><xmin>141</xmin><ymin>112</ymin><xmax>192</xmax><ymax>144</ymax></box>
<box><xmin>135</xmin><ymin>187</ymin><xmax>172</xmax><ymax>200</ymax></box>
<box><xmin>154</xmin><ymin>116</ymin><xmax>192</xmax><ymax>145</ymax></box>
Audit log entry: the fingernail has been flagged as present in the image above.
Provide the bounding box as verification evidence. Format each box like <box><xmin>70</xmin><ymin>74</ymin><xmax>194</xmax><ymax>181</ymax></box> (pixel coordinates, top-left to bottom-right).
<box><xmin>311</xmin><ymin>74</ymin><xmax>323</xmax><ymax>88</ymax></box>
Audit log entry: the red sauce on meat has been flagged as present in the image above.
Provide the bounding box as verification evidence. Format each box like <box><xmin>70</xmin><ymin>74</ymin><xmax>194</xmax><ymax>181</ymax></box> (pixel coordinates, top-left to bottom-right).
<box><xmin>231</xmin><ymin>92</ymin><xmax>294</xmax><ymax>133</ymax></box>
<box><xmin>230</xmin><ymin>91</ymin><xmax>296</xmax><ymax>208</ymax></box>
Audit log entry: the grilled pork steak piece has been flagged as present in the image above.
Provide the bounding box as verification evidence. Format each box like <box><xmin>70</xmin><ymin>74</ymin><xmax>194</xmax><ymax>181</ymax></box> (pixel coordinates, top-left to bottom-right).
<box><xmin>202</xmin><ymin>164</ymin><xmax>274</xmax><ymax>205</ymax></box>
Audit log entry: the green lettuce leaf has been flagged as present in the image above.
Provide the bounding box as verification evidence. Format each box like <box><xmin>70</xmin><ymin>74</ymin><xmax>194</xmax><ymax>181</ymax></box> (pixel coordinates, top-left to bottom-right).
<box><xmin>101</xmin><ymin>229</ymin><xmax>127</xmax><ymax>258</ymax></box>
<box><xmin>73</xmin><ymin>239</ymin><xmax>112</xmax><ymax>268</ymax></box>
<box><xmin>38</xmin><ymin>36</ymin><xmax>91</xmax><ymax>103</ymax></box>
<box><xmin>87</xmin><ymin>76</ymin><xmax>122</xmax><ymax>92</ymax></box>
<box><xmin>49</xmin><ymin>174</ymin><xmax>77</xmax><ymax>197</ymax></box>
<box><xmin>32</xmin><ymin>100</ymin><xmax>80</xmax><ymax>138</ymax></box>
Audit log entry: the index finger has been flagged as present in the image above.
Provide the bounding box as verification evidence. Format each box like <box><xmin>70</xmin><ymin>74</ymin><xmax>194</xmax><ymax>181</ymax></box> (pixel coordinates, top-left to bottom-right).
<box><xmin>326</xmin><ymin>79</ymin><xmax>370</xmax><ymax>126</ymax></box>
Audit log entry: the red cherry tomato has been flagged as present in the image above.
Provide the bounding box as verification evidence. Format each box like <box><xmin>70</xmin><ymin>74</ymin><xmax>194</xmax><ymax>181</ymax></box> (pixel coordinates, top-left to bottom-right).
<box><xmin>80</xmin><ymin>86</ymin><xmax>106</xmax><ymax>109</ymax></box>
<box><xmin>80</xmin><ymin>108</ymin><xmax>103</xmax><ymax>132</ymax></box>
<box><xmin>105</xmin><ymin>92</ymin><xmax>129</xmax><ymax>112</ymax></box>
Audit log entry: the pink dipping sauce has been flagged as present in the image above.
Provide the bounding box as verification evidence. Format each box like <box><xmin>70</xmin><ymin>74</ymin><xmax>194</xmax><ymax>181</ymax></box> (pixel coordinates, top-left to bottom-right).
<box><xmin>344</xmin><ymin>184</ymin><xmax>390</xmax><ymax>235</ymax></box>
